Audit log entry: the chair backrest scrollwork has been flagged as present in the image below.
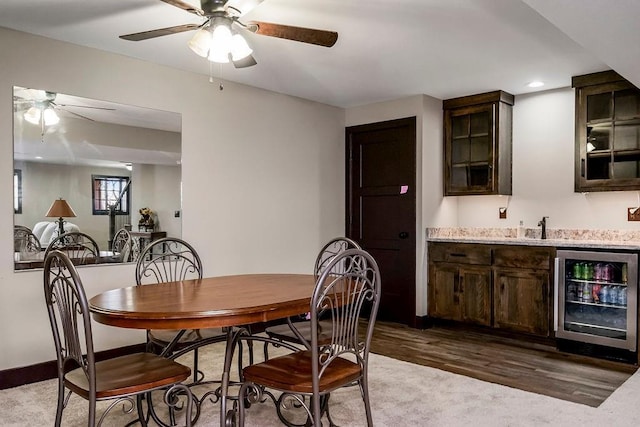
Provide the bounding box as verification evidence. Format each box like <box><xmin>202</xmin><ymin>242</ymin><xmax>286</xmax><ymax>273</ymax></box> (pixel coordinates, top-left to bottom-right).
<box><xmin>135</xmin><ymin>237</ymin><xmax>203</xmax><ymax>285</ymax></box>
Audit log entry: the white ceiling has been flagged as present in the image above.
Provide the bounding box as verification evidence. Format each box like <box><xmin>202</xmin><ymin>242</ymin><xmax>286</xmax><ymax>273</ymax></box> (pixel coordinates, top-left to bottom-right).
<box><xmin>0</xmin><ymin>0</ymin><xmax>638</xmax><ymax>109</ymax></box>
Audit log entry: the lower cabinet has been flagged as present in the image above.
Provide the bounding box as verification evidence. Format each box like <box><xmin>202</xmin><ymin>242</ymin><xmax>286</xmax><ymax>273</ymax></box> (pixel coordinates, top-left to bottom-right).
<box><xmin>428</xmin><ymin>242</ymin><xmax>554</xmax><ymax>338</ymax></box>
<box><xmin>430</xmin><ymin>263</ymin><xmax>491</xmax><ymax>326</ymax></box>
<box><xmin>493</xmin><ymin>268</ymin><xmax>549</xmax><ymax>336</ymax></box>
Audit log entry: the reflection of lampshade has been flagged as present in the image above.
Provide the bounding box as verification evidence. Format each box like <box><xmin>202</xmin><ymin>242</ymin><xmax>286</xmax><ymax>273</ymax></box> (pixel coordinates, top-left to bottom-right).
<box><xmin>23</xmin><ymin>106</ymin><xmax>60</xmax><ymax>126</ymax></box>
<box><xmin>24</xmin><ymin>107</ymin><xmax>41</xmax><ymax>125</ymax></box>
<box><xmin>43</xmin><ymin>108</ymin><xmax>60</xmax><ymax>126</ymax></box>
<box><xmin>46</xmin><ymin>198</ymin><xmax>77</xmax><ymax>237</ymax></box>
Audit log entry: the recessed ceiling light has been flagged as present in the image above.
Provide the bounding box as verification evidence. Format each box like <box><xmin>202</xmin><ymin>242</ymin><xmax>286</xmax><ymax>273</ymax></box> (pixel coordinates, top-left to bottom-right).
<box><xmin>527</xmin><ymin>81</ymin><xmax>545</xmax><ymax>88</ymax></box>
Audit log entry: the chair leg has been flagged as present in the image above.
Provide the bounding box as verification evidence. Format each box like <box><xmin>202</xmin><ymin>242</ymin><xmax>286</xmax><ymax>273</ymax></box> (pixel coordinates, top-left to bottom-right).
<box><xmin>88</xmin><ymin>395</ymin><xmax>96</xmax><ymax>427</ymax></box>
<box><xmin>54</xmin><ymin>380</ymin><xmax>64</xmax><ymax>427</ymax></box>
<box><xmin>359</xmin><ymin>378</ymin><xmax>374</xmax><ymax>427</ymax></box>
<box><xmin>193</xmin><ymin>348</ymin><xmax>200</xmax><ymax>383</ymax></box>
<box><xmin>312</xmin><ymin>395</ymin><xmax>322</xmax><ymax>426</ymax></box>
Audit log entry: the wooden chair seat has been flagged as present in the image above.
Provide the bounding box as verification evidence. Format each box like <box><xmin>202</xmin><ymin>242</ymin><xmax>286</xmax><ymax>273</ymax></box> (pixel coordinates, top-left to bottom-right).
<box><xmin>65</xmin><ymin>352</ymin><xmax>191</xmax><ymax>400</ymax></box>
<box><xmin>243</xmin><ymin>350</ymin><xmax>361</xmax><ymax>394</ymax></box>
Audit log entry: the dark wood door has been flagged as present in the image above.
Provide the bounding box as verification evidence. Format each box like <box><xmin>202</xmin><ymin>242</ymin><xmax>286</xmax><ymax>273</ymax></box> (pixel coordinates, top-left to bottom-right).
<box><xmin>346</xmin><ymin>117</ymin><xmax>416</xmax><ymax>326</ymax></box>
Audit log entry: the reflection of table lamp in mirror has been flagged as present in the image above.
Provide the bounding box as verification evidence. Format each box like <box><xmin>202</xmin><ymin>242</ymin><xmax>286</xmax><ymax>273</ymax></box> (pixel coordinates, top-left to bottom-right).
<box><xmin>46</xmin><ymin>198</ymin><xmax>77</xmax><ymax>237</ymax></box>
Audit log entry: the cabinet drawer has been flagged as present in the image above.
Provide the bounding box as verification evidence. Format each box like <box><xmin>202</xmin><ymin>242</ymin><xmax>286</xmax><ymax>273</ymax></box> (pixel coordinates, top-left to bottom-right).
<box><xmin>493</xmin><ymin>246</ymin><xmax>553</xmax><ymax>270</ymax></box>
<box><xmin>429</xmin><ymin>243</ymin><xmax>491</xmax><ymax>265</ymax></box>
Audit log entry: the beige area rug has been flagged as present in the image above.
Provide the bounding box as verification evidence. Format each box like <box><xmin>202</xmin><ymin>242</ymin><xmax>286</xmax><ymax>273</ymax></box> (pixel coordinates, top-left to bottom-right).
<box><xmin>3</xmin><ymin>340</ymin><xmax>640</xmax><ymax>427</ymax></box>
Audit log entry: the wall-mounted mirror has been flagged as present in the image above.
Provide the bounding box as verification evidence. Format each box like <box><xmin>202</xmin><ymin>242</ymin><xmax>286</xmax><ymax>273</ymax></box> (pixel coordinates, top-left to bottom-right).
<box><xmin>13</xmin><ymin>86</ymin><xmax>182</xmax><ymax>270</ymax></box>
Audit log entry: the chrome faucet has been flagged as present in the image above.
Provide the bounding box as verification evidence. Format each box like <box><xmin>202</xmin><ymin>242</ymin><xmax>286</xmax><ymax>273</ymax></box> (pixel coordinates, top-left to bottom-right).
<box><xmin>538</xmin><ymin>216</ymin><xmax>549</xmax><ymax>240</ymax></box>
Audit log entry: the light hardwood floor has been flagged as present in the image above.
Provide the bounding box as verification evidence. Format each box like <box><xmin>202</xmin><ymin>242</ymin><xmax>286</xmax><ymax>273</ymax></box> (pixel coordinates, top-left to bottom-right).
<box><xmin>369</xmin><ymin>321</ymin><xmax>637</xmax><ymax>407</ymax></box>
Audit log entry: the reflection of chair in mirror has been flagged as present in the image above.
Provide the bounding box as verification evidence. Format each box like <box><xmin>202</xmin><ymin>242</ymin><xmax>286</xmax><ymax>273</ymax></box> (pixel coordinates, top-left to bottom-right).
<box><xmin>238</xmin><ymin>248</ymin><xmax>382</xmax><ymax>427</ymax></box>
<box><xmin>14</xmin><ymin>226</ymin><xmax>41</xmax><ymax>255</ymax></box>
<box><xmin>45</xmin><ymin>232</ymin><xmax>100</xmax><ymax>265</ymax></box>
<box><xmin>43</xmin><ymin>250</ymin><xmax>193</xmax><ymax>427</ymax></box>
<box><xmin>135</xmin><ymin>237</ymin><xmax>227</xmax><ymax>383</ymax></box>
<box><xmin>264</xmin><ymin>237</ymin><xmax>362</xmax><ymax>354</ymax></box>
<box><xmin>111</xmin><ymin>228</ymin><xmax>132</xmax><ymax>262</ymax></box>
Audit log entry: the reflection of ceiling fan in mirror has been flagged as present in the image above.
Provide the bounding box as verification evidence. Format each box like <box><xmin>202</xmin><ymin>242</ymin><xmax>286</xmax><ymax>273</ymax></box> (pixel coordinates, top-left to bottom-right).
<box><xmin>119</xmin><ymin>0</ymin><xmax>338</xmax><ymax>68</ymax></box>
<box><xmin>14</xmin><ymin>88</ymin><xmax>116</xmax><ymax>127</ymax></box>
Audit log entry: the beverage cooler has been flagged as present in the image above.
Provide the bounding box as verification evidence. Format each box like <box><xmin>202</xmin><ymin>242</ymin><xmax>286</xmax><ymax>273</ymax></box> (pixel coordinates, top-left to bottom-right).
<box><xmin>555</xmin><ymin>250</ymin><xmax>638</xmax><ymax>358</ymax></box>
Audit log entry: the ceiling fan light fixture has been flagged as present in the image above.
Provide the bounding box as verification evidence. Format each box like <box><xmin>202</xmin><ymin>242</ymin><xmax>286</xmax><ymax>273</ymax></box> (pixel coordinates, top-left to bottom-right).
<box><xmin>188</xmin><ymin>27</ymin><xmax>212</xmax><ymax>58</ymax></box>
<box><xmin>43</xmin><ymin>107</ymin><xmax>60</xmax><ymax>126</ymax></box>
<box><xmin>230</xmin><ymin>33</ymin><xmax>252</xmax><ymax>61</ymax></box>
<box><xmin>24</xmin><ymin>106</ymin><xmax>41</xmax><ymax>125</ymax></box>
<box><xmin>208</xmin><ymin>23</ymin><xmax>233</xmax><ymax>63</ymax></box>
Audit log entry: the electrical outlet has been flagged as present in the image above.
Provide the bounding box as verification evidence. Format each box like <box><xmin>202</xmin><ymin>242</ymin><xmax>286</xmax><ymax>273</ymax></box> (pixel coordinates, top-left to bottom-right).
<box><xmin>499</xmin><ymin>207</ymin><xmax>507</xmax><ymax>219</ymax></box>
<box><xmin>628</xmin><ymin>207</ymin><xmax>640</xmax><ymax>221</ymax></box>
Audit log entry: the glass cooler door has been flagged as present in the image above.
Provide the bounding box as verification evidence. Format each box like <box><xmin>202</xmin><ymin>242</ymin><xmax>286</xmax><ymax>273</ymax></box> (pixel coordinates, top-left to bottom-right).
<box><xmin>555</xmin><ymin>250</ymin><xmax>638</xmax><ymax>351</ymax></box>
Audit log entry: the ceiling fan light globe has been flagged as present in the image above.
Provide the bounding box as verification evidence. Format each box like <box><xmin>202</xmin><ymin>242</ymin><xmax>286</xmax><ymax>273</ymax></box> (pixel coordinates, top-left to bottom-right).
<box><xmin>43</xmin><ymin>108</ymin><xmax>60</xmax><ymax>126</ymax></box>
<box><xmin>24</xmin><ymin>106</ymin><xmax>41</xmax><ymax>125</ymax></box>
<box><xmin>188</xmin><ymin>27</ymin><xmax>212</xmax><ymax>57</ymax></box>
<box><xmin>208</xmin><ymin>24</ymin><xmax>232</xmax><ymax>63</ymax></box>
<box><xmin>231</xmin><ymin>33</ymin><xmax>253</xmax><ymax>61</ymax></box>
<box><xmin>208</xmin><ymin>49</ymin><xmax>230</xmax><ymax>63</ymax></box>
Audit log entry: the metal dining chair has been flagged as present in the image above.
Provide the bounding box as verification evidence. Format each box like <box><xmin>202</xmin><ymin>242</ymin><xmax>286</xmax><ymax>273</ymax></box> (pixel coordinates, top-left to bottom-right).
<box><xmin>45</xmin><ymin>231</ymin><xmax>100</xmax><ymax>265</ymax></box>
<box><xmin>135</xmin><ymin>237</ymin><xmax>227</xmax><ymax>383</ymax></box>
<box><xmin>111</xmin><ymin>227</ymin><xmax>133</xmax><ymax>262</ymax></box>
<box><xmin>43</xmin><ymin>250</ymin><xmax>193</xmax><ymax>427</ymax></box>
<box><xmin>237</xmin><ymin>248</ymin><xmax>382</xmax><ymax>426</ymax></box>
<box><xmin>14</xmin><ymin>226</ymin><xmax>41</xmax><ymax>255</ymax></box>
<box><xmin>263</xmin><ymin>237</ymin><xmax>362</xmax><ymax>354</ymax></box>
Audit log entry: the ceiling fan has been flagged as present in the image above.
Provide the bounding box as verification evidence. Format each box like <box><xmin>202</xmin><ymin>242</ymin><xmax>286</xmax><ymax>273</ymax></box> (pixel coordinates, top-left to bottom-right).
<box><xmin>119</xmin><ymin>0</ymin><xmax>338</xmax><ymax>68</ymax></box>
<box><xmin>14</xmin><ymin>88</ymin><xmax>115</xmax><ymax>131</ymax></box>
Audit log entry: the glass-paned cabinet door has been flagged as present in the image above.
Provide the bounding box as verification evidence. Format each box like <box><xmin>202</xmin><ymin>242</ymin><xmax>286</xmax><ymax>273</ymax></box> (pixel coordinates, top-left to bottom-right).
<box><xmin>444</xmin><ymin>90</ymin><xmax>513</xmax><ymax>196</ymax></box>
<box><xmin>574</xmin><ymin>71</ymin><xmax>640</xmax><ymax>191</ymax></box>
<box><xmin>448</xmin><ymin>107</ymin><xmax>493</xmax><ymax>192</ymax></box>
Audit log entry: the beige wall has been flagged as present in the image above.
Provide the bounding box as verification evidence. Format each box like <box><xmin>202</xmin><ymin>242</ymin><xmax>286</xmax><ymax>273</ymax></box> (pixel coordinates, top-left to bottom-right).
<box><xmin>456</xmin><ymin>87</ymin><xmax>640</xmax><ymax>230</ymax></box>
<box><xmin>0</xmin><ymin>27</ymin><xmax>344</xmax><ymax>370</ymax></box>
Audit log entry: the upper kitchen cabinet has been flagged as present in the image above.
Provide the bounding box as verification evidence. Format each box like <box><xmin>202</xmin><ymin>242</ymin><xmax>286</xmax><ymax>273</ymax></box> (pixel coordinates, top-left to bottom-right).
<box><xmin>573</xmin><ymin>71</ymin><xmax>640</xmax><ymax>192</ymax></box>
<box><xmin>443</xmin><ymin>90</ymin><xmax>514</xmax><ymax>196</ymax></box>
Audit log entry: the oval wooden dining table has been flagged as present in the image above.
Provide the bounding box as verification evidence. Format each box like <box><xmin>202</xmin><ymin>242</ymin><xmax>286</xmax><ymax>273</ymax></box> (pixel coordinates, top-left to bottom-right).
<box><xmin>89</xmin><ymin>273</ymin><xmax>316</xmax><ymax>426</ymax></box>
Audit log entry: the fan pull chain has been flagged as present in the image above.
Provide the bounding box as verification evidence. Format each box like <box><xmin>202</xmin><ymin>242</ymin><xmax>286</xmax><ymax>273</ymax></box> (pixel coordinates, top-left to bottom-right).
<box><xmin>40</xmin><ymin>118</ymin><xmax>45</xmax><ymax>143</ymax></box>
<box><xmin>209</xmin><ymin>61</ymin><xmax>224</xmax><ymax>91</ymax></box>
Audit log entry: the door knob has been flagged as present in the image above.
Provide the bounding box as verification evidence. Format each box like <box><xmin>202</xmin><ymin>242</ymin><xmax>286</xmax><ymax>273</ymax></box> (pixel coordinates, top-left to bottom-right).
<box><xmin>399</xmin><ymin>232</ymin><xmax>409</xmax><ymax>239</ymax></box>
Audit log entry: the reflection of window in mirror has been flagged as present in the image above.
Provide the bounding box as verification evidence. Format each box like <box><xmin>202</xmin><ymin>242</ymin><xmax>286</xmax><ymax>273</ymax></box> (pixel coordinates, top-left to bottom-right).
<box><xmin>92</xmin><ymin>175</ymin><xmax>131</xmax><ymax>215</ymax></box>
<box><xmin>14</xmin><ymin>169</ymin><xmax>22</xmax><ymax>214</ymax></box>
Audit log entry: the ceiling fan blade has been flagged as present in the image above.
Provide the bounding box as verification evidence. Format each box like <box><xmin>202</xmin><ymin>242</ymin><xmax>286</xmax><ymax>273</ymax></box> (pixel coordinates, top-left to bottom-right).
<box><xmin>55</xmin><ymin>103</ymin><xmax>116</xmax><ymax>111</ymax></box>
<box><xmin>233</xmin><ymin>54</ymin><xmax>257</xmax><ymax>69</ymax></box>
<box><xmin>120</xmin><ymin>24</ymin><xmax>200</xmax><ymax>41</ymax></box>
<box><xmin>160</xmin><ymin>0</ymin><xmax>204</xmax><ymax>16</ymax></box>
<box><xmin>57</xmin><ymin>108</ymin><xmax>96</xmax><ymax>122</ymax></box>
<box><xmin>246</xmin><ymin>21</ymin><xmax>338</xmax><ymax>47</ymax></box>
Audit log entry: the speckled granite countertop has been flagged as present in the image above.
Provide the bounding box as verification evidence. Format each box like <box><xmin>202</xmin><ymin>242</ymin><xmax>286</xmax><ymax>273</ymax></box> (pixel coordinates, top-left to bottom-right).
<box><xmin>427</xmin><ymin>228</ymin><xmax>640</xmax><ymax>251</ymax></box>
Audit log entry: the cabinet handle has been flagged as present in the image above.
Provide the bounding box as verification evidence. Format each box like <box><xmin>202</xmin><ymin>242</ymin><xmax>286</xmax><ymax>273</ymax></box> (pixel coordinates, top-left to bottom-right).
<box><xmin>449</xmin><ymin>253</ymin><xmax>466</xmax><ymax>258</ymax></box>
<box><xmin>581</xmin><ymin>159</ymin><xmax>585</xmax><ymax>178</ymax></box>
<box><xmin>459</xmin><ymin>275</ymin><xmax>464</xmax><ymax>293</ymax></box>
